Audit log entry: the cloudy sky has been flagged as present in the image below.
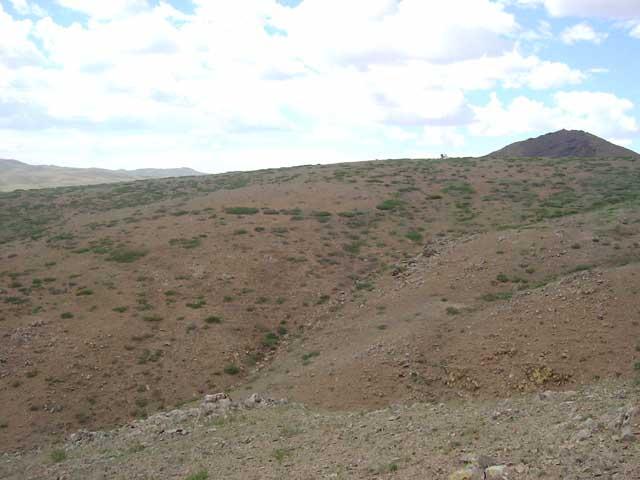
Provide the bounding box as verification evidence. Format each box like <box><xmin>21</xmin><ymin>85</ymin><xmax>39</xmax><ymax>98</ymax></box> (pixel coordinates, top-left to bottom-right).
<box><xmin>1</xmin><ymin>0</ymin><xmax>639</xmax><ymax>173</ymax></box>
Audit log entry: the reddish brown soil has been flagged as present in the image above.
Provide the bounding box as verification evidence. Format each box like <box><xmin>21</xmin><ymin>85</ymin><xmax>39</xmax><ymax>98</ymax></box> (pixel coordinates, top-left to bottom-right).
<box><xmin>1</xmin><ymin>156</ymin><xmax>639</xmax><ymax>451</ymax></box>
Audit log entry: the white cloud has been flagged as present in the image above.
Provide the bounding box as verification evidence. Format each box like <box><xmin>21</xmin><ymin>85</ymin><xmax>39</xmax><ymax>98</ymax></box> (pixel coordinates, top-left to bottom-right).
<box><xmin>472</xmin><ymin>91</ymin><xmax>639</xmax><ymax>144</ymax></box>
<box><xmin>55</xmin><ymin>0</ymin><xmax>149</xmax><ymax>20</ymax></box>
<box><xmin>0</xmin><ymin>0</ymin><xmax>630</xmax><ymax>170</ymax></box>
<box><xmin>8</xmin><ymin>0</ymin><xmax>46</xmax><ymax>17</ymax></box>
<box><xmin>539</xmin><ymin>0</ymin><xmax>640</xmax><ymax>19</ymax></box>
<box><xmin>561</xmin><ymin>22</ymin><xmax>608</xmax><ymax>44</ymax></box>
<box><xmin>0</xmin><ymin>4</ymin><xmax>43</xmax><ymax>67</ymax></box>
<box><xmin>421</xmin><ymin>126</ymin><xmax>466</xmax><ymax>148</ymax></box>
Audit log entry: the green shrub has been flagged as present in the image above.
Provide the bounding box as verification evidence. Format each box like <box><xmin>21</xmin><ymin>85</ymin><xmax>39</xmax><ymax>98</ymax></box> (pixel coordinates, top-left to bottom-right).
<box><xmin>50</xmin><ymin>449</ymin><xmax>67</xmax><ymax>463</ymax></box>
<box><xmin>480</xmin><ymin>292</ymin><xmax>513</xmax><ymax>302</ymax></box>
<box><xmin>225</xmin><ymin>207</ymin><xmax>258</xmax><ymax>215</ymax></box>
<box><xmin>224</xmin><ymin>364</ymin><xmax>240</xmax><ymax>375</ymax></box>
<box><xmin>302</xmin><ymin>352</ymin><xmax>320</xmax><ymax>365</ymax></box>
<box><xmin>185</xmin><ymin>470</ymin><xmax>209</xmax><ymax>480</ymax></box>
<box><xmin>60</xmin><ymin>312</ymin><xmax>74</xmax><ymax>319</ymax></box>
<box><xmin>262</xmin><ymin>332</ymin><xmax>279</xmax><ymax>348</ymax></box>
<box><xmin>107</xmin><ymin>248</ymin><xmax>147</xmax><ymax>263</ymax></box>
<box><xmin>405</xmin><ymin>230</ymin><xmax>423</xmax><ymax>243</ymax></box>
<box><xmin>187</xmin><ymin>299</ymin><xmax>206</xmax><ymax>309</ymax></box>
<box><xmin>204</xmin><ymin>315</ymin><xmax>222</xmax><ymax>324</ymax></box>
<box><xmin>376</xmin><ymin>199</ymin><xmax>404</xmax><ymax>211</ymax></box>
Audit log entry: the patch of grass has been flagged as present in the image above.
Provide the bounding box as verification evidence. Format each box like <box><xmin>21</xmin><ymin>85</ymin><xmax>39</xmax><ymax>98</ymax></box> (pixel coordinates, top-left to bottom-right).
<box><xmin>480</xmin><ymin>291</ymin><xmax>513</xmax><ymax>302</ymax></box>
<box><xmin>405</xmin><ymin>230</ymin><xmax>423</xmax><ymax>243</ymax></box>
<box><xmin>443</xmin><ymin>181</ymin><xmax>475</xmax><ymax>195</ymax></box>
<box><xmin>186</xmin><ymin>299</ymin><xmax>206</xmax><ymax>309</ymax></box>
<box><xmin>204</xmin><ymin>315</ymin><xmax>222</xmax><ymax>324</ymax></box>
<box><xmin>223</xmin><ymin>364</ymin><xmax>240</xmax><ymax>375</ymax></box>
<box><xmin>60</xmin><ymin>312</ymin><xmax>74</xmax><ymax>319</ymax></box>
<box><xmin>76</xmin><ymin>288</ymin><xmax>93</xmax><ymax>296</ymax></box>
<box><xmin>343</xmin><ymin>241</ymin><xmax>364</xmax><ymax>255</ymax></box>
<box><xmin>316</xmin><ymin>294</ymin><xmax>330</xmax><ymax>305</ymax></box>
<box><xmin>301</xmin><ymin>351</ymin><xmax>320</xmax><ymax>365</ymax></box>
<box><xmin>143</xmin><ymin>315</ymin><xmax>163</xmax><ymax>322</ymax></box>
<box><xmin>262</xmin><ymin>332</ymin><xmax>280</xmax><ymax>348</ymax></box>
<box><xmin>496</xmin><ymin>273</ymin><xmax>509</xmax><ymax>283</ymax></box>
<box><xmin>113</xmin><ymin>306</ymin><xmax>128</xmax><ymax>313</ymax></box>
<box><xmin>567</xmin><ymin>264</ymin><xmax>593</xmax><ymax>273</ymax></box>
<box><xmin>137</xmin><ymin>349</ymin><xmax>163</xmax><ymax>364</ymax></box>
<box><xmin>107</xmin><ymin>248</ymin><xmax>147</xmax><ymax>263</ymax></box>
<box><xmin>272</xmin><ymin>448</ymin><xmax>292</xmax><ymax>464</ymax></box>
<box><xmin>50</xmin><ymin>449</ymin><xmax>67</xmax><ymax>463</ymax></box>
<box><xmin>312</xmin><ymin>211</ymin><xmax>332</xmax><ymax>217</ymax></box>
<box><xmin>376</xmin><ymin>199</ymin><xmax>404</xmax><ymax>211</ymax></box>
<box><xmin>446</xmin><ymin>306</ymin><xmax>460</xmax><ymax>315</ymax></box>
<box><xmin>185</xmin><ymin>470</ymin><xmax>209</xmax><ymax>480</ymax></box>
<box><xmin>169</xmin><ymin>237</ymin><xmax>202</xmax><ymax>249</ymax></box>
<box><xmin>225</xmin><ymin>207</ymin><xmax>259</xmax><ymax>215</ymax></box>
<box><xmin>356</xmin><ymin>280</ymin><xmax>374</xmax><ymax>291</ymax></box>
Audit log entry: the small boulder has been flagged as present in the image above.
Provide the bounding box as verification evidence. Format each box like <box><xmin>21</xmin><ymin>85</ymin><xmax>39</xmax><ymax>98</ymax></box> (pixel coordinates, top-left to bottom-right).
<box><xmin>620</xmin><ymin>426</ymin><xmax>636</xmax><ymax>443</ymax></box>
<box><xmin>448</xmin><ymin>467</ymin><xmax>483</xmax><ymax>480</ymax></box>
<box><xmin>485</xmin><ymin>465</ymin><xmax>510</xmax><ymax>480</ymax></box>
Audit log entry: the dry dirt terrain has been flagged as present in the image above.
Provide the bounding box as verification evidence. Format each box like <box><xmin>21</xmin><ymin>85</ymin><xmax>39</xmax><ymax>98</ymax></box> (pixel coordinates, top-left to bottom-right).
<box><xmin>1</xmin><ymin>153</ymin><xmax>639</xmax><ymax>478</ymax></box>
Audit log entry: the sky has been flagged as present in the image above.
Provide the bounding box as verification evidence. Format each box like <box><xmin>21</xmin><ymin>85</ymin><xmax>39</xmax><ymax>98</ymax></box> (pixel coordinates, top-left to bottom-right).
<box><xmin>0</xmin><ymin>0</ymin><xmax>639</xmax><ymax>173</ymax></box>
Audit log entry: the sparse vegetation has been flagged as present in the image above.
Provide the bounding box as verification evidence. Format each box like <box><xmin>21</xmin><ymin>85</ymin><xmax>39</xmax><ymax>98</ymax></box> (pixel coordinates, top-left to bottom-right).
<box><xmin>185</xmin><ymin>470</ymin><xmax>209</xmax><ymax>480</ymax></box>
<box><xmin>107</xmin><ymin>248</ymin><xmax>147</xmax><ymax>263</ymax></box>
<box><xmin>223</xmin><ymin>364</ymin><xmax>240</xmax><ymax>375</ymax></box>
<box><xmin>225</xmin><ymin>207</ymin><xmax>259</xmax><ymax>215</ymax></box>
<box><xmin>50</xmin><ymin>449</ymin><xmax>67</xmax><ymax>463</ymax></box>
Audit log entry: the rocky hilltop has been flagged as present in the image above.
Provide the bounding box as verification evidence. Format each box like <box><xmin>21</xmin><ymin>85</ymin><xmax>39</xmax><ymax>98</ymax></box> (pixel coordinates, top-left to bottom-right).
<box><xmin>486</xmin><ymin>129</ymin><xmax>639</xmax><ymax>159</ymax></box>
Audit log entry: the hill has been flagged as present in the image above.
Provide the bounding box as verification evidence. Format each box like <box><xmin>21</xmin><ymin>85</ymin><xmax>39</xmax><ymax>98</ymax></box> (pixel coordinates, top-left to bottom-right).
<box><xmin>0</xmin><ymin>149</ymin><xmax>639</xmax><ymax>477</ymax></box>
<box><xmin>0</xmin><ymin>159</ymin><xmax>203</xmax><ymax>192</ymax></box>
<box><xmin>486</xmin><ymin>129</ymin><xmax>639</xmax><ymax>159</ymax></box>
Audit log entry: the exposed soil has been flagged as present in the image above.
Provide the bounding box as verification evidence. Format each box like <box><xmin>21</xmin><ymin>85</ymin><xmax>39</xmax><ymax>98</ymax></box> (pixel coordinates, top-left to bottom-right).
<box><xmin>1</xmin><ymin>154</ymin><xmax>639</xmax><ymax>456</ymax></box>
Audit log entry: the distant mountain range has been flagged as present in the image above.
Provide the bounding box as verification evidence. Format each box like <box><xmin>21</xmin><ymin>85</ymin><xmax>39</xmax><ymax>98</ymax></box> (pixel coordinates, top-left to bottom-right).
<box><xmin>486</xmin><ymin>129</ymin><xmax>639</xmax><ymax>159</ymax></box>
<box><xmin>0</xmin><ymin>159</ymin><xmax>204</xmax><ymax>192</ymax></box>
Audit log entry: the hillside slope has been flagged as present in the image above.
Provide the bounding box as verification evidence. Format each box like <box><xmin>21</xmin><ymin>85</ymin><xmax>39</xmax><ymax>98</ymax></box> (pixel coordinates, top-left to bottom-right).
<box><xmin>486</xmin><ymin>130</ymin><xmax>639</xmax><ymax>159</ymax></box>
<box><xmin>0</xmin><ymin>159</ymin><xmax>203</xmax><ymax>192</ymax></box>
<box><xmin>1</xmin><ymin>153</ymin><xmax>639</xmax><ymax>455</ymax></box>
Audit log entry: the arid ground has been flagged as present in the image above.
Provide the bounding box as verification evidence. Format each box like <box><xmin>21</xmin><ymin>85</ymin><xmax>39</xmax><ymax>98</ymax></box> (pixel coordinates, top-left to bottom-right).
<box><xmin>1</xmin><ymin>154</ymin><xmax>639</xmax><ymax>478</ymax></box>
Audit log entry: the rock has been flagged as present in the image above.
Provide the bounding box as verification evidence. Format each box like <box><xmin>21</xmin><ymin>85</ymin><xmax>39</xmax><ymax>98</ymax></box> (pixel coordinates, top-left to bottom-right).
<box><xmin>574</xmin><ymin>428</ymin><xmax>591</xmax><ymax>442</ymax></box>
<box><xmin>476</xmin><ymin>455</ymin><xmax>496</xmax><ymax>469</ymax></box>
<box><xmin>244</xmin><ymin>393</ymin><xmax>262</xmax><ymax>407</ymax></box>
<box><xmin>203</xmin><ymin>392</ymin><xmax>231</xmax><ymax>404</ymax></box>
<box><xmin>69</xmin><ymin>430</ymin><xmax>95</xmax><ymax>443</ymax></box>
<box><xmin>485</xmin><ymin>465</ymin><xmax>510</xmax><ymax>480</ymax></box>
<box><xmin>448</xmin><ymin>468</ymin><xmax>482</xmax><ymax>480</ymax></box>
<box><xmin>620</xmin><ymin>426</ymin><xmax>636</xmax><ymax>443</ymax></box>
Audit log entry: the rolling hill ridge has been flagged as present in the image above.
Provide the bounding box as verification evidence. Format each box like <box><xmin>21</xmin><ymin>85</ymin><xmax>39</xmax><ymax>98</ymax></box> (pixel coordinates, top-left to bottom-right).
<box><xmin>0</xmin><ymin>159</ymin><xmax>203</xmax><ymax>192</ymax></box>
